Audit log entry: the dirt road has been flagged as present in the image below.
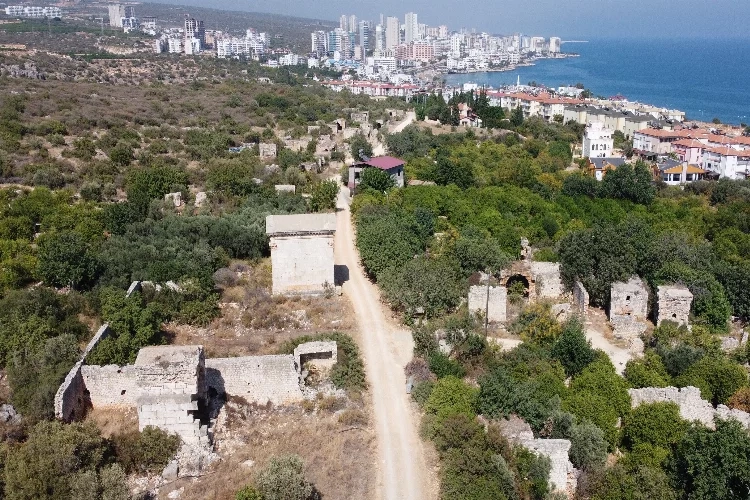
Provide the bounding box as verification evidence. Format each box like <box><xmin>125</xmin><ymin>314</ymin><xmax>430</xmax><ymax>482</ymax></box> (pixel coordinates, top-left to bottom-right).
<box><xmin>372</xmin><ymin>111</ymin><xmax>416</xmax><ymax>157</ymax></box>
<box><xmin>335</xmin><ymin>187</ymin><xmax>434</xmax><ymax>500</ymax></box>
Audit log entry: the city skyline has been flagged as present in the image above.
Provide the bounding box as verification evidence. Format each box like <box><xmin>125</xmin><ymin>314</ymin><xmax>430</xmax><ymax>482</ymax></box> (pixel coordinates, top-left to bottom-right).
<box><xmin>147</xmin><ymin>0</ymin><xmax>750</xmax><ymax>39</ymax></box>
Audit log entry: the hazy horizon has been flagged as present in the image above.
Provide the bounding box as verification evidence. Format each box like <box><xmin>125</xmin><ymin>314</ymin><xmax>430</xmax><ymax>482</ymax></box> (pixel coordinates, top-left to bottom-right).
<box><xmin>144</xmin><ymin>0</ymin><xmax>750</xmax><ymax>39</ymax></box>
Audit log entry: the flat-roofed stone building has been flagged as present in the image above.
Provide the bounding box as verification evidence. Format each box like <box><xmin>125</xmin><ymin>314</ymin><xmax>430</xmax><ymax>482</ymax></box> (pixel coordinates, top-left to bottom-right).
<box><xmin>266</xmin><ymin>213</ymin><xmax>336</xmax><ymax>295</ymax></box>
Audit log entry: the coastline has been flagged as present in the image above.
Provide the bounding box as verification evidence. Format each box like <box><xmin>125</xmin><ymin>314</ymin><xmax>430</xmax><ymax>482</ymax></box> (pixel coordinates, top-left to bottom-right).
<box><xmin>443</xmin><ymin>53</ymin><xmax>579</xmax><ymax>76</ymax></box>
<box><xmin>440</xmin><ymin>38</ymin><xmax>750</xmax><ymax>125</ymax></box>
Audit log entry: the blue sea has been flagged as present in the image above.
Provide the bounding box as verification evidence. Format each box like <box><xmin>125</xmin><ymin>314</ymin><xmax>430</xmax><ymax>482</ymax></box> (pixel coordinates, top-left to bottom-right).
<box><xmin>443</xmin><ymin>38</ymin><xmax>750</xmax><ymax>125</ymax></box>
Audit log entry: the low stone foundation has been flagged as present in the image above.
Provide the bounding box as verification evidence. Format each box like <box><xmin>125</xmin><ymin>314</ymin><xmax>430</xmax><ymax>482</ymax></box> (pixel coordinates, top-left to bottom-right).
<box><xmin>629</xmin><ymin>386</ymin><xmax>750</xmax><ymax>429</ymax></box>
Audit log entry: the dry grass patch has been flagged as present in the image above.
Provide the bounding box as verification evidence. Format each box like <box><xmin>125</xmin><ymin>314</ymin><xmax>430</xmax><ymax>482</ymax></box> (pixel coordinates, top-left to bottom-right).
<box><xmin>161</xmin><ymin>400</ymin><xmax>376</xmax><ymax>500</ymax></box>
<box><xmin>85</xmin><ymin>406</ymin><xmax>138</xmax><ymax>438</ymax></box>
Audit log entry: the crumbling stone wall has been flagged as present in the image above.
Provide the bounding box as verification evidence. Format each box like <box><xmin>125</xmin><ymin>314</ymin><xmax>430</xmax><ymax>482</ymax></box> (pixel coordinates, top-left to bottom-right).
<box><xmin>259</xmin><ymin>142</ymin><xmax>277</xmax><ymax>158</ymax></box>
<box><xmin>610</xmin><ymin>277</ymin><xmax>649</xmax><ymax>337</ymax></box>
<box><xmin>573</xmin><ymin>281</ymin><xmax>589</xmax><ymax>317</ymax></box>
<box><xmin>526</xmin><ymin>439</ymin><xmax>574</xmax><ymax>493</ymax></box>
<box><xmin>629</xmin><ymin>386</ymin><xmax>750</xmax><ymax>429</ymax></box>
<box><xmin>531</xmin><ymin>262</ymin><xmax>564</xmax><ymax>298</ymax></box>
<box><xmin>205</xmin><ymin>355</ymin><xmax>303</xmax><ymax>405</ymax></box>
<box><xmin>351</xmin><ymin>111</ymin><xmax>369</xmax><ymax>123</ymax></box>
<box><xmin>656</xmin><ymin>285</ymin><xmax>692</xmax><ymax>326</ymax></box>
<box><xmin>294</xmin><ymin>341</ymin><xmax>337</xmax><ymax>371</ymax></box>
<box><xmin>81</xmin><ymin>365</ymin><xmax>139</xmax><ymax>407</ymax></box>
<box><xmin>498</xmin><ymin>416</ymin><xmax>575</xmax><ymax>494</ymax></box>
<box><xmin>134</xmin><ymin>346</ymin><xmax>209</xmax><ymax>448</ymax></box>
<box><xmin>468</xmin><ymin>285</ymin><xmax>507</xmax><ymax>323</ymax></box>
<box><xmin>55</xmin><ymin>324</ymin><xmax>113</xmax><ymax>421</ymax></box>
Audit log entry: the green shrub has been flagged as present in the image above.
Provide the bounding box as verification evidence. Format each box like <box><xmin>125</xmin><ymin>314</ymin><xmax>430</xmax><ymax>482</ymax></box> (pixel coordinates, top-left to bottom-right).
<box><xmin>112</xmin><ymin>426</ymin><xmax>181</xmax><ymax>474</ymax></box>
<box><xmin>621</xmin><ymin>402</ymin><xmax>686</xmax><ymax>451</ymax></box>
<box><xmin>411</xmin><ymin>380</ymin><xmax>435</xmax><ymax>408</ymax></box>
<box><xmin>255</xmin><ymin>454</ymin><xmax>315</xmax><ymax>500</ymax></box>
<box><xmin>550</xmin><ymin>318</ymin><xmax>596</xmax><ymax>377</ymax></box>
<box><xmin>235</xmin><ymin>486</ymin><xmax>263</xmax><ymax>500</ymax></box>
<box><xmin>428</xmin><ymin>351</ymin><xmax>466</xmax><ymax>379</ymax></box>
<box><xmin>424</xmin><ymin>376</ymin><xmax>477</xmax><ymax>421</ymax></box>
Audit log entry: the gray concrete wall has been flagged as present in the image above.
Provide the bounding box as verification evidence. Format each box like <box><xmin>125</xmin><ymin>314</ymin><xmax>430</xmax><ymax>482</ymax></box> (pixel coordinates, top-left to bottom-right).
<box><xmin>269</xmin><ymin>234</ymin><xmax>335</xmax><ymax>295</ymax></box>
<box><xmin>468</xmin><ymin>285</ymin><xmax>507</xmax><ymax>323</ymax></box>
<box><xmin>205</xmin><ymin>355</ymin><xmax>303</xmax><ymax>405</ymax></box>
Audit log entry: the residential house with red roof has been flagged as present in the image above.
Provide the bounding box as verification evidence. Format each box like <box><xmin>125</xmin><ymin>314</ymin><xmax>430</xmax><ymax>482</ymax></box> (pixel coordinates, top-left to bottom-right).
<box><xmin>348</xmin><ymin>156</ymin><xmax>406</xmax><ymax>190</ymax></box>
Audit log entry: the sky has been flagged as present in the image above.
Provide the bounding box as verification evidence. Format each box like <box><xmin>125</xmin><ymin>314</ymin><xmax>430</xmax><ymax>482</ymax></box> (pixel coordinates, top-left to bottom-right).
<box><xmin>152</xmin><ymin>0</ymin><xmax>750</xmax><ymax>39</ymax></box>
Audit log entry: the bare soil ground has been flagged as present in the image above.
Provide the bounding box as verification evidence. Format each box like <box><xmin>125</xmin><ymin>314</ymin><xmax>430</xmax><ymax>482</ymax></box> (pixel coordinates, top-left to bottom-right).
<box><xmin>335</xmin><ymin>187</ymin><xmax>437</xmax><ymax>500</ymax></box>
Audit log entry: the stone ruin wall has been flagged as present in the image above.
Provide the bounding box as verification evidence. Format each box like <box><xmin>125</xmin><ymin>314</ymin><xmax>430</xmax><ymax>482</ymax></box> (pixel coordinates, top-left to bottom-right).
<box><xmin>259</xmin><ymin>142</ymin><xmax>277</xmax><ymax>158</ymax></box>
<box><xmin>573</xmin><ymin>281</ymin><xmax>589</xmax><ymax>317</ymax></box>
<box><xmin>656</xmin><ymin>285</ymin><xmax>692</xmax><ymax>327</ymax></box>
<box><xmin>81</xmin><ymin>365</ymin><xmax>139</xmax><ymax>407</ymax></box>
<box><xmin>54</xmin><ymin>324</ymin><xmax>112</xmax><ymax>421</ymax></box>
<box><xmin>530</xmin><ymin>262</ymin><xmax>565</xmax><ymax>299</ymax></box>
<box><xmin>498</xmin><ymin>417</ymin><xmax>575</xmax><ymax>495</ymax></box>
<box><xmin>610</xmin><ymin>277</ymin><xmax>649</xmax><ymax>337</ymax></box>
<box><xmin>270</xmin><ymin>234</ymin><xmax>335</xmax><ymax>295</ymax></box>
<box><xmin>468</xmin><ymin>285</ymin><xmax>507</xmax><ymax>323</ymax></box>
<box><xmin>629</xmin><ymin>386</ymin><xmax>750</xmax><ymax>429</ymax></box>
<box><xmin>525</xmin><ymin>439</ymin><xmax>574</xmax><ymax>493</ymax></box>
<box><xmin>294</xmin><ymin>341</ymin><xmax>338</xmax><ymax>371</ymax></box>
<box><xmin>205</xmin><ymin>355</ymin><xmax>304</xmax><ymax>405</ymax></box>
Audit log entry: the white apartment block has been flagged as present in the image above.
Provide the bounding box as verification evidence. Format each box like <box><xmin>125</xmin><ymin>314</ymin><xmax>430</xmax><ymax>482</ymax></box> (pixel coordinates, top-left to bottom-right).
<box><xmin>6</xmin><ymin>5</ymin><xmax>62</xmax><ymax>18</ymax></box>
<box><xmin>583</xmin><ymin>122</ymin><xmax>614</xmax><ymax>158</ymax></box>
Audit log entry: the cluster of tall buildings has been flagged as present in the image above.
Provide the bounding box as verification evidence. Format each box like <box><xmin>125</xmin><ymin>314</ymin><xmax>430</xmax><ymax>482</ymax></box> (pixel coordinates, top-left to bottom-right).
<box><xmin>107</xmin><ymin>4</ymin><xmax>137</xmax><ymax>30</ymax></box>
<box><xmin>154</xmin><ymin>15</ymin><xmax>205</xmax><ymax>55</ymax></box>
<box><xmin>311</xmin><ymin>12</ymin><xmax>561</xmax><ymax>74</ymax></box>
<box><xmin>313</xmin><ymin>12</ymin><xmax>440</xmax><ymax>61</ymax></box>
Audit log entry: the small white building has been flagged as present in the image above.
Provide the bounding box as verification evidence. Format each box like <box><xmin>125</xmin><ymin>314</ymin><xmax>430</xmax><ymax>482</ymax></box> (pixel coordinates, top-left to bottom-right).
<box><xmin>583</xmin><ymin>121</ymin><xmax>614</xmax><ymax>158</ymax></box>
<box><xmin>266</xmin><ymin>214</ymin><xmax>336</xmax><ymax>296</ymax></box>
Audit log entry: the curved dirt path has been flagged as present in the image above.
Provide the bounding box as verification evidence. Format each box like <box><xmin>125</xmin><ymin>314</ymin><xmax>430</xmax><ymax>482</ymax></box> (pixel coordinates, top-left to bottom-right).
<box><xmin>335</xmin><ymin>188</ymin><xmax>434</xmax><ymax>500</ymax></box>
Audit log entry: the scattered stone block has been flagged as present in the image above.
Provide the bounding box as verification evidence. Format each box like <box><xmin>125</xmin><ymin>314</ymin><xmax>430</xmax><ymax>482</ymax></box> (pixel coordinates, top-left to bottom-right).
<box><xmin>162</xmin><ymin>461</ymin><xmax>179</xmax><ymax>481</ymax></box>
<box><xmin>194</xmin><ymin>191</ymin><xmax>207</xmax><ymax>207</ymax></box>
<box><xmin>164</xmin><ymin>192</ymin><xmax>182</xmax><ymax>207</ymax></box>
<box><xmin>275</xmin><ymin>184</ymin><xmax>296</xmax><ymax>194</ymax></box>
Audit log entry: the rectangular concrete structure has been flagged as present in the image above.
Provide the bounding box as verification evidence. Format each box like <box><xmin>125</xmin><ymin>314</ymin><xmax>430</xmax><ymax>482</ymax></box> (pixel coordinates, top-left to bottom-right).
<box><xmin>657</xmin><ymin>285</ymin><xmax>692</xmax><ymax>326</ymax></box>
<box><xmin>266</xmin><ymin>214</ymin><xmax>336</xmax><ymax>296</ymax></box>
<box><xmin>468</xmin><ymin>285</ymin><xmax>507</xmax><ymax>323</ymax></box>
